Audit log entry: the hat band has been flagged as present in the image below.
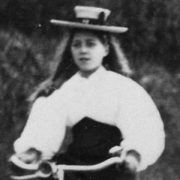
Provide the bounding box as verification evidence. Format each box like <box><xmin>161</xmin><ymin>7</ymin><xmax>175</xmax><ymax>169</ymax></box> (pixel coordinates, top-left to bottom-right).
<box><xmin>76</xmin><ymin>18</ymin><xmax>105</xmax><ymax>25</ymax></box>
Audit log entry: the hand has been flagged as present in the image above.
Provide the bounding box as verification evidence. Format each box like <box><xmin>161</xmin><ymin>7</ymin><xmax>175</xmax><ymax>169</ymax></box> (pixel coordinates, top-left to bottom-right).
<box><xmin>17</xmin><ymin>148</ymin><xmax>41</xmax><ymax>164</ymax></box>
<box><xmin>124</xmin><ymin>153</ymin><xmax>140</xmax><ymax>173</ymax></box>
<box><xmin>123</xmin><ymin>150</ymin><xmax>141</xmax><ymax>173</ymax></box>
<box><xmin>109</xmin><ymin>147</ymin><xmax>140</xmax><ymax>173</ymax></box>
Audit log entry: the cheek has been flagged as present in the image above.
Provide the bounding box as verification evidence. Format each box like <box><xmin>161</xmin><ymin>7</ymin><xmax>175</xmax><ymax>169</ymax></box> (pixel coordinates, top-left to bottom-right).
<box><xmin>94</xmin><ymin>47</ymin><xmax>106</xmax><ymax>60</ymax></box>
<box><xmin>71</xmin><ymin>48</ymin><xmax>77</xmax><ymax>59</ymax></box>
<box><xmin>71</xmin><ymin>49</ymin><xmax>81</xmax><ymax>67</ymax></box>
<box><xmin>92</xmin><ymin>53</ymin><xmax>104</xmax><ymax>67</ymax></box>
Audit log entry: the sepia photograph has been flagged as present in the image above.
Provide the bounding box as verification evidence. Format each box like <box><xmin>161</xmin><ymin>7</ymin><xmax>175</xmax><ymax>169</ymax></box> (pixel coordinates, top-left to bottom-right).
<box><xmin>0</xmin><ymin>1</ymin><xmax>180</xmax><ymax>180</ymax></box>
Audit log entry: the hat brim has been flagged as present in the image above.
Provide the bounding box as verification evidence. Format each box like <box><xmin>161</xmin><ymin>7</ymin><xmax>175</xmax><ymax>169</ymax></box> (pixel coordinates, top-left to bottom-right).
<box><xmin>50</xmin><ymin>19</ymin><xmax>128</xmax><ymax>33</ymax></box>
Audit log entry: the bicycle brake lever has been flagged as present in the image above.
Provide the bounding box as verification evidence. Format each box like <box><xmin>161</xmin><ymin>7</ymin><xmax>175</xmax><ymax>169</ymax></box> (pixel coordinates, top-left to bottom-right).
<box><xmin>109</xmin><ymin>146</ymin><xmax>126</xmax><ymax>161</ymax></box>
<box><xmin>109</xmin><ymin>146</ymin><xmax>123</xmax><ymax>154</ymax></box>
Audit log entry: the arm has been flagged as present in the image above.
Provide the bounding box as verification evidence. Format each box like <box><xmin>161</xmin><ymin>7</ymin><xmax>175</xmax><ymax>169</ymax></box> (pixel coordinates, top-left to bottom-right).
<box><xmin>14</xmin><ymin>91</ymin><xmax>67</xmax><ymax>163</ymax></box>
<box><xmin>116</xmin><ymin>80</ymin><xmax>165</xmax><ymax>171</ymax></box>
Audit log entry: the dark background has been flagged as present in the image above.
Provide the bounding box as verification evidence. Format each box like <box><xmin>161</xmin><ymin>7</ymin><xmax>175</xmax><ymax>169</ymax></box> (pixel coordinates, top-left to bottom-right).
<box><xmin>0</xmin><ymin>0</ymin><xmax>180</xmax><ymax>180</ymax></box>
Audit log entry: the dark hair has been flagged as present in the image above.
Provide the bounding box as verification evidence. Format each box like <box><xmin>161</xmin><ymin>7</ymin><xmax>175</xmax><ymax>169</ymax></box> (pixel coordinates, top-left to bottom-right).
<box><xmin>53</xmin><ymin>29</ymin><xmax>110</xmax><ymax>80</ymax></box>
<box><xmin>29</xmin><ymin>29</ymin><xmax>133</xmax><ymax>102</ymax></box>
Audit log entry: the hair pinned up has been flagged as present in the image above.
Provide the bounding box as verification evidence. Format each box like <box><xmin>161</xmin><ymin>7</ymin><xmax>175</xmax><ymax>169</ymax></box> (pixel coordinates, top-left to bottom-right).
<box><xmin>29</xmin><ymin>5</ymin><xmax>132</xmax><ymax>102</ymax></box>
<box><xmin>28</xmin><ymin>30</ymin><xmax>133</xmax><ymax>102</ymax></box>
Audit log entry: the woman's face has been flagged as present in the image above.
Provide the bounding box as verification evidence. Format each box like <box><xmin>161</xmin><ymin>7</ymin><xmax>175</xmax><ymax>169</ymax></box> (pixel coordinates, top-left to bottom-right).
<box><xmin>71</xmin><ymin>31</ymin><xmax>109</xmax><ymax>74</ymax></box>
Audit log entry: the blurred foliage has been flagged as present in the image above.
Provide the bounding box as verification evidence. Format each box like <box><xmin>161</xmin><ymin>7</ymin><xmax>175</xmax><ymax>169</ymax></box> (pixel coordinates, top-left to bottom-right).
<box><xmin>1</xmin><ymin>0</ymin><xmax>180</xmax><ymax>71</ymax></box>
<box><xmin>136</xmin><ymin>63</ymin><xmax>180</xmax><ymax>180</ymax></box>
<box><xmin>0</xmin><ymin>30</ymin><xmax>58</xmax><ymax>179</ymax></box>
<box><xmin>0</xmin><ymin>0</ymin><xmax>180</xmax><ymax>180</ymax></box>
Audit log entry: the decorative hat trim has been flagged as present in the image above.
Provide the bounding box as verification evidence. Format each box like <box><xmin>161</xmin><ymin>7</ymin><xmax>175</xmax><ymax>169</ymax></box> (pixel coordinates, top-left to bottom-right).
<box><xmin>50</xmin><ymin>6</ymin><xmax>128</xmax><ymax>33</ymax></box>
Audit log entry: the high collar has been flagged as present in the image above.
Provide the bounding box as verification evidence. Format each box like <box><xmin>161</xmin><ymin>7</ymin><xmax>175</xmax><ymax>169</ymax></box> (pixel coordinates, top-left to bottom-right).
<box><xmin>77</xmin><ymin>66</ymin><xmax>107</xmax><ymax>81</ymax></box>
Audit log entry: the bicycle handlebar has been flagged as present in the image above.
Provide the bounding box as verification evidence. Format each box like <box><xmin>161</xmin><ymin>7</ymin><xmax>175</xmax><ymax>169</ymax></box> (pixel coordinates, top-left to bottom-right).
<box><xmin>56</xmin><ymin>157</ymin><xmax>123</xmax><ymax>171</ymax></box>
<box><xmin>10</xmin><ymin>146</ymin><xmax>126</xmax><ymax>180</ymax></box>
<box><xmin>10</xmin><ymin>156</ymin><xmax>124</xmax><ymax>180</ymax></box>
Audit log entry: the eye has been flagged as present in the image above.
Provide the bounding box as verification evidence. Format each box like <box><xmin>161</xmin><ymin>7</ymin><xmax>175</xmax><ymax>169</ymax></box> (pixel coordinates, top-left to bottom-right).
<box><xmin>71</xmin><ymin>41</ymin><xmax>81</xmax><ymax>48</ymax></box>
<box><xmin>86</xmin><ymin>41</ymin><xmax>96</xmax><ymax>47</ymax></box>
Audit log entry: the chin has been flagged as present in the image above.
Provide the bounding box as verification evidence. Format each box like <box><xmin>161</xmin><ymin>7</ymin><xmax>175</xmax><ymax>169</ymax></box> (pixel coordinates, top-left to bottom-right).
<box><xmin>80</xmin><ymin>65</ymin><xmax>100</xmax><ymax>71</ymax></box>
<box><xmin>81</xmin><ymin>67</ymin><xmax>99</xmax><ymax>74</ymax></box>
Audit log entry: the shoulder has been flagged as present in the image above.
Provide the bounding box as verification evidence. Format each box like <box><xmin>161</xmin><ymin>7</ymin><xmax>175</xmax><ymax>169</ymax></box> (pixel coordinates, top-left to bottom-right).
<box><xmin>107</xmin><ymin>70</ymin><xmax>143</xmax><ymax>90</ymax></box>
<box><xmin>42</xmin><ymin>73</ymin><xmax>79</xmax><ymax>102</ymax></box>
<box><xmin>107</xmin><ymin>72</ymin><xmax>160</xmax><ymax>117</ymax></box>
<box><xmin>107</xmin><ymin>71</ymin><xmax>154</xmax><ymax>101</ymax></box>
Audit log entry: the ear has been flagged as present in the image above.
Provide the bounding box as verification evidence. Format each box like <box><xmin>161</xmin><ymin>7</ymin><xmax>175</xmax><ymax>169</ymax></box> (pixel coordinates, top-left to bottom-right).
<box><xmin>104</xmin><ymin>43</ymin><xmax>109</xmax><ymax>57</ymax></box>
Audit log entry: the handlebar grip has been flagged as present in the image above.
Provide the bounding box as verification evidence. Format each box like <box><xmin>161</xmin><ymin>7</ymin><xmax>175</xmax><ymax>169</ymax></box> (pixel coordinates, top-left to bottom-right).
<box><xmin>10</xmin><ymin>162</ymin><xmax>53</xmax><ymax>180</ymax></box>
<box><xmin>38</xmin><ymin>161</ymin><xmax>54</xmax><ymax>177</ymax></box>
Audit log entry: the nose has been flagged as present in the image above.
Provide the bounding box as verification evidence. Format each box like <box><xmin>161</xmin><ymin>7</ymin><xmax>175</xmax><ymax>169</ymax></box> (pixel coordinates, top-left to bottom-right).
<box><xmin>79</xmin><ymin>45</ymin><xmax>88</xmax><ymax>54</ymax></box>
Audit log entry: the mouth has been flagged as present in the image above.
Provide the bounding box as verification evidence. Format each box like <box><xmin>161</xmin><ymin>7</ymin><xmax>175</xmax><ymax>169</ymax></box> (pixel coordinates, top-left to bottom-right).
<box><xmin>79</xmin><ymin>57</ymin><xmax>90</xmax><ymax>62</ymax></box>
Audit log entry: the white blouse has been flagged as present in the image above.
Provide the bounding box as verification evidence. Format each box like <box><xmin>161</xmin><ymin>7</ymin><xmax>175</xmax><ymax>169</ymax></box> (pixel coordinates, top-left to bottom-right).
<box><xmin>14</xmin><ymin>66</ymin><xmax>165</xmax><ymax>171</ymax></box>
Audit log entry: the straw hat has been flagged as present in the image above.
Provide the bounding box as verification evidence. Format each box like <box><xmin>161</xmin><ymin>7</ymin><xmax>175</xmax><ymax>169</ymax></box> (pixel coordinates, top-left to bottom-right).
<box><xmin>50</xmin><ymin>6</ymin><xmax>128</xmax><ymax>33</ymax></box>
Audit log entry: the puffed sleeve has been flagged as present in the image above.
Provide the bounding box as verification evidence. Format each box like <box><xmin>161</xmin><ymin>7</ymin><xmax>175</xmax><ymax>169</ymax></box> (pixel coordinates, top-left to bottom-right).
<box><xmin>116</xmin><ymin>78</ymin><xmax>165</xmax><ymax>171</ymax></box>
<box><xmin>14</xmin><ymin>89</ymin><xmax>67</xmax><ymax>160</ymax></box>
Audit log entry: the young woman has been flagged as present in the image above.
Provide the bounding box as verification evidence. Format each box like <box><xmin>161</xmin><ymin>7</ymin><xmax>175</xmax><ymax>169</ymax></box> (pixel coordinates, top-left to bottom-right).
<box><xmin>11</xmin><ymin>6</ymin><xmax>165</xmax><ymax>180</ymax></box>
